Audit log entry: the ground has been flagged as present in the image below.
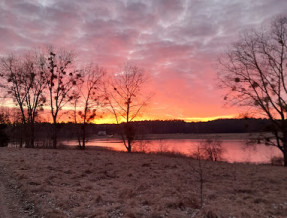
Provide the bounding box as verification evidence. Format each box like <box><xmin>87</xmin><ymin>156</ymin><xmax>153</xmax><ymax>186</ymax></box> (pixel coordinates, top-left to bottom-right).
<box><xmin>0</xmin><ymin>163</ymin><xmax>35</xmax><ymax>218</ymax></box>
<box><xmin>0</xmin><ymin>147</ymin><xmax>287</xmax><ymax>217</ymax></box>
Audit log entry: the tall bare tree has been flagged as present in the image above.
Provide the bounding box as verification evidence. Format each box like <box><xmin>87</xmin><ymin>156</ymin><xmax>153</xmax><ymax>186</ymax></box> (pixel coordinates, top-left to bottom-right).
<box><xmin>218</xmin><ymin>16</ymin><xmax>287</xmax><ymax>166</ymax></box>
<box><xmin>1</xmin><ymin>55</ymin><xmax>28</xmax><ymax>127</ymax></box>
<box><xmin>0</xmin><ymin>51</ymin><xmax>47</xmax><ymax>147</ymax></box>
<box><xmin>74</xmin><ymin>64</ymin><xmax>105</xmax><ymax>149</ymax></box>
<box><xmin>46</xmin><ymin>47</ymin><xmax>80</xmax><ymax>148</ymax></box>
<box><xmin>105</xmin><ymin>64</ymin><xmax>151</xmax><ymax>153</ymax></box>
<box><xmin>22</xmin><ymin>52</ymin><xmax>47</xmax><ymax>147</ymax></box>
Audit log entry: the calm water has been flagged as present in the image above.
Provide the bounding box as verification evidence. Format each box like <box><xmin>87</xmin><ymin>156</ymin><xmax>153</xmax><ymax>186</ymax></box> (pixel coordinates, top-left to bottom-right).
<box><xmin>62</xmin><ymin>137</ymin><xmax>282</xmax><ymax>164</ymax></box>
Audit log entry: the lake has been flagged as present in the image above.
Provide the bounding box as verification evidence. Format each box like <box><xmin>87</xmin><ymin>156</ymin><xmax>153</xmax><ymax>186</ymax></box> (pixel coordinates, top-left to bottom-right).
<box><xmin>62</xmin><ymin>134</ymin><xmax>282</xmax><ymax>164</ymax></box>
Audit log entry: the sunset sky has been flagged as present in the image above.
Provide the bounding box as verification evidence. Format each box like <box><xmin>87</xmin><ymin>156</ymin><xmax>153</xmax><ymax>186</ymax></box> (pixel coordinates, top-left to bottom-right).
<box><xmin>1</xmin><ymin>0</ymin><xmax>287</xmax><ymax>122</ymax></box>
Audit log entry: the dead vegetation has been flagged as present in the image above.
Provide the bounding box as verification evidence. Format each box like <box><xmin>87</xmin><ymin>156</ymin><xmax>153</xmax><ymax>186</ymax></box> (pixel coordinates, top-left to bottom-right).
<box><xmin>0</xmin><ymin>147</ymin><xmax>286</xmax><ymax>217</ymax></box>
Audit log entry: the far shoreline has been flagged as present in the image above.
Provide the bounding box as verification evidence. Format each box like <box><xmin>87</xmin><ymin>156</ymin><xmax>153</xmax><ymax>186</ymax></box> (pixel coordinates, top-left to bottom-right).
<box><xmin>87</xmin><ymin>132</ymin><xmax>274</xmax><ymax>140</ymax></box>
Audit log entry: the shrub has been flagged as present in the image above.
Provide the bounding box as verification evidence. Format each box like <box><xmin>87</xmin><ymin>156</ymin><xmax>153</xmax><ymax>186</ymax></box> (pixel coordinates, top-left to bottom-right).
<box><xmin>271</xmin><ymin>156</ymin><xmax>284</xmax><ymax>166</ymax></box>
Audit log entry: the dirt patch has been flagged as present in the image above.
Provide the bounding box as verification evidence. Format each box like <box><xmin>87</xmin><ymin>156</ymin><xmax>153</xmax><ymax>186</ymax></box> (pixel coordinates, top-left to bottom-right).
<box><xmin>0</xmin><ymin>166</ymin><xmax>36</xmax><ymax>218</ymax></box>
<box><xmin>0</xmin><ymin>180</ymin><xmax>12</xmax><ymax>218</ymax></box>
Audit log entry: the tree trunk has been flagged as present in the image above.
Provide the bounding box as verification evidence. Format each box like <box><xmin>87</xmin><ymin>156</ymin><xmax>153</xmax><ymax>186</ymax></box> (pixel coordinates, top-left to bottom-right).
<box><xmin>28</xmin><ymin>122</ymin><xmax>35</xmax><ymax>148</ymax></box>
<box><xmin>284</xmin><ymin>148</ymin><xmax>287</xmax><ymax>167</ymax></box>
<box><xmin>283</xmin><ymin>138</ymin><xmax>287</xmax><ymax>167</ymax></box>
<box><xmin>82</xmin><ymin>123</ymin><xmax>86</xmax><ymax>149</ymax></box>
<box><xmin>53</xmin><ymin>127</ymin><xmax>57</xmax><ymax>149</ymax></box>
<box><xmin>127</xmin><ymin>139</ymin><xmax>132</xmax><ymax>153</ymax></box>
<box><xmin>19</xmin><ymin>135</ymin><xmax>23</xmax><ymax>148</ymax></box>
<box><xmin>52</xmin><ymin>118</ymin><xmax>57</xmax><ymax>149</ymax></box>
<box><xmin>19</xmin><ymin>124</ymin><xmax>23</xmax><ymax>148</ymax></box>
<box><xmin>283</xmin><ymin>130</ymin><xmax>287</xmax><ymax>167</ymax></box>
<box><xmin>24</xmin><ymin>124</ymin><xmax>31</xmax><ymax>148</ymax></box>
<box><xmin>125</xmin><ymin>123</ymin><xmax>134</xmax><ymax>153</ymax></box>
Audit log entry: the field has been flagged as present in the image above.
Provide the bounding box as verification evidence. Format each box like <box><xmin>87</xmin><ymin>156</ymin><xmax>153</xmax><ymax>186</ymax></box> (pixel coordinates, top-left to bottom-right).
<box><xmin>0</xmin><ymin>147</ymin><xmax>286</xmax><ymax>217</ymax></box>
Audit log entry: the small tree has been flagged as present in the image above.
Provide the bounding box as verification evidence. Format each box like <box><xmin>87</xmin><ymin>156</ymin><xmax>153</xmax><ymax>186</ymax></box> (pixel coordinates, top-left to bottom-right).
<box><xmin>105</xmin><ymin>64</ymin><xmax>151</xmax><ymax>153</ymax></box>
<box><xmin>46</xmin><ymin>47</ymin><xmax>80</xmax><ymax>148</ymax></box>
<box><xmin>191</xmin><ymin>146</ymin><xmax>205</xmax><ymax>208</ymax></box>
<box><xmin>200</xmin><ymin>137</ymin><xmax>223</xmax><ymax>162</ymax></box>
<box><xmin>218</xmin><ymin>16</ymin><xmax>287</xmax><ymax>166</ymax></box>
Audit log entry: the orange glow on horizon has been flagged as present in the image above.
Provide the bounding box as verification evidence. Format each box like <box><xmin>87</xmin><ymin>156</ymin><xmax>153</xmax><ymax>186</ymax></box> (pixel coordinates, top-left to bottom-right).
<box><xmin>92</xmin><ymin>114</ymin><xmax>237</xmax><ymax>124</ymax></box>
<box><xmin>184</xmin><ymin>114</ymin><xmax>237</xmax><ymax>122</ymax></box>
<box><xmin>0</xmin><ymin>105</ymin><xmax>238</xmax><ymax>124</ymax></box>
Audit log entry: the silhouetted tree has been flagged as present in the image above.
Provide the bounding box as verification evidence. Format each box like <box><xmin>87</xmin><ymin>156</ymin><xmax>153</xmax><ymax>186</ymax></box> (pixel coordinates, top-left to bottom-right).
<box><xmin>46</xmin><ymin>47</ymin><xmax>80</xmax><ymax>148</ymax></box>
<box><xmin>191</xmin><ymin>146</ymin><xmax>205</xmax><ymax>208</ymax></box>
<box><xmin>0</xmin><ymin>51</ymin><xmax>47</xmax><ymax>147</ymax></box>
<box><xmin>218</xmin><ymin>16</ymin><xmax>287</xmax><ymax>166</ymax></box>
<box><xmin>22</xmin><ymin>52</ymin><xmax>47</xmax><ymax>147</ymax></box>
<box><xmin>74</xmin><ymin>64</ymin><xmax>105</xmax><ymax>149</ymax></box>
<box><xmin>1</xmin><ymin>55</ymin><xmax>27</xmax><ymax>147</ymax></box>
<box><xmin>200</xmin><ymin>137</ymin><xmax>223</xmax><ymax>161</ymax></box>
<box><xmin>105</xmin><ymin>64</ymin><xmax>151</xmax><ymax>152</ymax></box>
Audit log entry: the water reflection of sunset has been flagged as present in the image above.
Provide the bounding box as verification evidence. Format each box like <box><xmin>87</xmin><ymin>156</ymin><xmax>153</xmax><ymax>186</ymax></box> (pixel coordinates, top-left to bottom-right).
<box><xmin>62</xmin><ymin>137</ymin><xmax>282</xmax><ymax>164</ymax></box>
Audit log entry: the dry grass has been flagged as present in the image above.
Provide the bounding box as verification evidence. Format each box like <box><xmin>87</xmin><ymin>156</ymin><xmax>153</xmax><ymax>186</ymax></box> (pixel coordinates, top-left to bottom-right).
<box><xmin>0</xmin><ymin>147</ymin><xmax>286</xmax><ymax>217</ymax></box>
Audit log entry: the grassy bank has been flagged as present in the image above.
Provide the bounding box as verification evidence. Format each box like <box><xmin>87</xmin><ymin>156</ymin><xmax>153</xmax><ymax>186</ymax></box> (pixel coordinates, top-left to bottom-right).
<box><xmin>0</xmin><ymin>147</ymin><xmax>286</xmax><ymax>217</ymax></box>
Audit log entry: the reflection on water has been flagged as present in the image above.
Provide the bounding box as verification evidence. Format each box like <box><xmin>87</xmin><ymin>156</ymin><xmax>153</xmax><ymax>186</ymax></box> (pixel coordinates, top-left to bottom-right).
<box><xmin>62</xmin><ymin>137</ymin><xmax>282</xmax><ymax>164</ymax></box>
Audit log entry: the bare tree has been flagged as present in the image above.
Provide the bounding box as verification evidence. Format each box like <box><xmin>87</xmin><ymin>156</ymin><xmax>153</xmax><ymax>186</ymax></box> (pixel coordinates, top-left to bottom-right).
<box><xmin>218</xmin><ymin>16</ymin><xmax>287</xmax><ymax>166</ymax></box>
<box><xmin>74</xmin><ymin>64</ymin><xmax>105</xmax><ymax>149</ymax></box>
<box><xmin>46</xmin><ymin>47</ymin><xmax>80</xmax><ymax>148</ymax></box>
<box><xmin>191</xmin><ymin>146</ymin><xmax>205</xmax><ymax>208</ymax></box>
<box><xmin>0</xmin><ymin>51</ymin><xmax>47</xmax><ymax>147</ymax></box>
<box><xmin>105</xmin><ymin>64</ymin><xmax>151</xmax><ymax>153</ymax></box>
<box><xmin>200</xmin><ymin>137</ymin><xmax>223</xmax><ymax>162</ymax></box>
<box><xmin>1</xmin><ymin>55</ymin><xmax>28</xmax><ymax>128</ymax></box>
<box><xmin>22</xmin><ymin>52</ymin><xmax>47</xmax><ymax>147</ymax></box>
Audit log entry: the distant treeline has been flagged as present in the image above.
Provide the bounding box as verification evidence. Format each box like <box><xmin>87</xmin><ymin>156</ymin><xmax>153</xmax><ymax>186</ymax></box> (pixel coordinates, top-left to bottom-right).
<box><xmin>124</xmin><ymin>118</ymin><xmax>272</xmax><ymax>134</ymax></box>
<box><xmin>5</xmin><ymin>118</ymin><xmax>271</xmax><ymax>141</ymax></box>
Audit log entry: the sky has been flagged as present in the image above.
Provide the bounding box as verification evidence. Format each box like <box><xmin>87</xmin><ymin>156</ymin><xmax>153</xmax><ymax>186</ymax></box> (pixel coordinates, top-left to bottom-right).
<box><xmin>1</xmin><ymin>0</ymin><xmax>287</xmax><ymax>122</ymax></box>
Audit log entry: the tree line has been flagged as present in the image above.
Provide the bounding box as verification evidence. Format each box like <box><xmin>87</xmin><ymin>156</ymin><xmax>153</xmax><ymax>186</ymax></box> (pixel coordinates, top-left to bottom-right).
<box><xmin>3</xmin><ymin>118</ymin><xmax>270</xmax><ymax>141</ymax></box>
